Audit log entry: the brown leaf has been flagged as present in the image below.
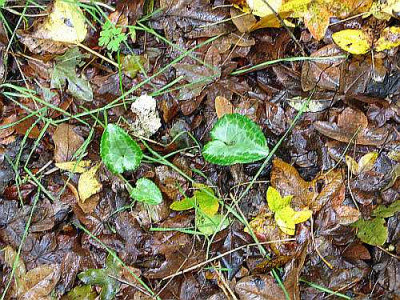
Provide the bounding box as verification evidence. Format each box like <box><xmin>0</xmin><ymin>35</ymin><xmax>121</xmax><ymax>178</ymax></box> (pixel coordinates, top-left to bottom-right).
<box><xmin>342</xmin><ymin>242</ymin><xmax>371</xmax><ymax>260</ymax></box>
<box><xmin>230</xmin><ymin>7</ymin><xmax>257</xmax><ymax>33</ymax></box>
<box><xmin>22</xmin><ymin>264</ymin><xmax>61</xmax><ymax>300</ymax></box>
<box><xmin>301</xmin><ymin>44</ymin><xmax>345</xmax><ymax>92</ymax></box>
<box><xmin>52</xmin><ymin>124</ymin><xmax>84</xmax><ymax>163</ymax></box>
<box><xmin>215</xmin><ymin>96</ymin><xmax>233</xmax><ymax>118</ymax></box>
<box><xmin>314</xmin><ymin>107</ymin><xmax>388</xmax><ymax>145</ymax></box>
<box><xmin>235</xmin><ymin>275</ymin><xmax>286</xmax><ymax>300</ymax></box>
<box><xmin>271</xmin><ymin>158</ymin><xmax>343</xmax><ymax>212</ymax></box>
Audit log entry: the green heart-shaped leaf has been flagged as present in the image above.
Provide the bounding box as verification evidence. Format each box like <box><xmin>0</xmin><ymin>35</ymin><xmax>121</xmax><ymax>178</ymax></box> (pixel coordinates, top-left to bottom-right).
<box><xmin>130</xmin><ymin>178</ymin><xmax>162</xmax><ymax>205</ymax></box>
<box><xmin>100</xmin><ymin>124</ymin><xmax>143</xmax><ymax>174</ymax></box>
<box><xmin>202</xmin><ymin>114</ymin><xmax>269</xmax><ymax>165</ymax></box>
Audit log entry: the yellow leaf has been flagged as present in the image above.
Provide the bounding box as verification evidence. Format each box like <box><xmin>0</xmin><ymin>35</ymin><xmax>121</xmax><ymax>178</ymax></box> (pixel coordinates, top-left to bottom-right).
<box><xmin>332</xmin><ymin>29</ymin><xmax>371</xmax><ymax>55</ymax></box>
<box><xmin>275</xmin><ymin>207</ymin><xmax>296</xmax><ymax>235</ymax></box>
<box><xmin>55</xmin><ymin>160</ymin><xmax>91</xmax><ymax>173</ymax></box>
<box><xmin>267</xmin><ymin>186</ymin><xmax>292</xmax><ymax>212</ymax></box>
<box><xmin>382</xmin><ymin>0</ymin><xmax>400</xmax><ymax>17</ymax></box>
<box><xmin>358</xmin><ymin>151</ymin><xmax>378</xmax><ymax>173</ymax></box>
<box><xmin>42</xmin><ymin>0</ymin><xmax>87</xmax><ymax>44</ymax></box>
<box><xmin>375</xmin><ymin>27</ymin><xmax>400</xmax><ymax>52</ymax></box>
<box><xmin>292</xmin><ymin>209</ymin><xmax>312</xmax><ymax>224</ymax></box>
<box><xmin>246</xmin><ymin>0</ymin><xmax>283</xmax><ymax>17</ymax></box>
<box><xmin>78</xmin><ymin>163</ymin><xmax>102</xmax><ymax>202</ymax></box>
<box><xmin>346</xmin><ymin>152</ymin><xmax>378</xmax><ymax>175</ymax></box>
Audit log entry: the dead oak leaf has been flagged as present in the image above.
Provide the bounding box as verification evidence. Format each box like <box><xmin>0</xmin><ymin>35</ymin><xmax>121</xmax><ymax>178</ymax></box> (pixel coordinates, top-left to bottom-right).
<box><xmin>314</xmin><ymin>107</ymin><xmax>388</xmax><ymax>145</ymax></box>
<box><xmin>270</xmin><ymin>158</ymin><xmax>343</xmax><ymax>213</ymax></box>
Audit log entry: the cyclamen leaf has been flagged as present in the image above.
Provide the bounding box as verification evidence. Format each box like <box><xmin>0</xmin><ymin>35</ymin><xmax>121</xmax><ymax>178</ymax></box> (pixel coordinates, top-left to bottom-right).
<box><xmin>202</xmin><ymin>114</ymin><xmax>269</xmax><ymax>165</ymax></box>
<box><xmin>130</xmin><ymin>178</ymin><xmax>162</xmax><ymax>205</ymax></box>
<box><xmin>352</xmin><ymin>217</ymin><xmax>388</xmax><ymax>246</ymax></box>
<box><xmin>100</xmin><ymin>124</ymin><xmax>143</xmax><ymax>174</ymax></box>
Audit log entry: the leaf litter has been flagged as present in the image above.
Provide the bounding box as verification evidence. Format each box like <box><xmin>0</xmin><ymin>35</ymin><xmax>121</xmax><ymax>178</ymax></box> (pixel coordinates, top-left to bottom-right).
<box><xmin>1</xmin><ymin>0</ymin><xmax>400</xmax><ymax>299</ymax></box>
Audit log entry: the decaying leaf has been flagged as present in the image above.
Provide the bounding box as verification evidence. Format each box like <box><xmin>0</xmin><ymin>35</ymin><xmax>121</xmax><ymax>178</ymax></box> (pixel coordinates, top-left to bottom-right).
<box><xmin>4</xmin><ymin>246</ymin><xmax>61</xmax><ymax>299</ymax></box>
<box><xmin>235</xmin><ymin>274</ymin><xmax>286</xmax><ymax>299</ymax></box>
<box><xmin>78</xmin><ymin>163</ymin><xmax>102</xmax><ymax>202</ymax></box>
<box><xmin>345</xmin><ymin>152</ymin><xmax>378</xmax><ymax>175</ymax></box>
<box><xmin>51</xmin><ymin>47</ymin><xmax>93</xmax><ymax>102</ymax></box>
<box><xmin>375</xmin><ymin>26</ymin><xmax>400</xmax><ymax>52</ymax></box>
<box><xmin>214</xmin><ymin>96</ymin><xmax>233</xmax><ymax>118</ymax></box>
<box><xmin>55</xmin><ymin>160</ymin><xmax>91</xmax><ymax>173</ymax></box>
<box><xmin>270</xmin><ymin>158</ymin><xmax>344</xmax><ymax>212</ymax></box>
<box><xmin>314</xmin><ymin>107</ymin><xmax>388</xmax><ymax>145</ymax></box>
<box><xmin>53</xmin><ymin>123</ymin><xmax>84</xmax><ymax>163</ymax></box>
<box><xmin>17</xmin><ymin>0</ymin><xmax>87</xmax><ymax>53</ymax></box>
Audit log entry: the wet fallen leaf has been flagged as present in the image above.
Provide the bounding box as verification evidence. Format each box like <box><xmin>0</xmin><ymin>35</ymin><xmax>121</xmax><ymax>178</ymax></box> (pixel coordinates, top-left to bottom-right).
<box><xmin>314</xmin><ymin>107</ymin><xmax>388</xmax><ymax>145</ymax></box>
<box><xmin>345</xmin><ymin>152</ymin><xmax>378</xmax><ymax>175</ymax></box>
<box><xmin>375</xmin><ymin>26</ymin><xmax>400</xmax><ymax>52</ymax></box>
<box><xmin>4</xmin><ymin>246</ymin><xmax>61</xmax><ymax>299</ymax></box>
<box><xmin>55</xmin><ymin>160</ymin><xmax>91</xmax><ymax>173</ymax></box>
<box><xmin>17</xmin><ymin>0</ymin><xmax>87</xmax><ymax>53</ymax></box>
<box><xmin>78</xmin><ymin>163</ymin><xmax>102</xmax><ymax>202</ymax></box>
<box><xmin>51</xmin><ymin>47</ymin><xmax>93</xmax><ymax>102</ymax></box>
<box><xmin>214</xmin><ymin>96</ymin><xmax>233</xmax><ymax>118</ymax></box>
<box><xmin>235</xmin><ymin>274</ymin><xmax>286</xmax><ymax>299</ymax></box>
<box><xmin>271</xmin><ymin>158</ymin><xmax>343</xmax><ymax>212</ymax></box>
<box><xmin>53</xmin><ymin>123</ymin><xmax>84</xmax><ymax>163</ymax></box>
<box><xmin>301</xmin><ymin>44</ymin><xmax>345</xmax><ymax>92</ymax></box>
<box><xmin>332</xmin><ymin>29</ymin><xmax>372</xmax><ymax>55</ymax></box>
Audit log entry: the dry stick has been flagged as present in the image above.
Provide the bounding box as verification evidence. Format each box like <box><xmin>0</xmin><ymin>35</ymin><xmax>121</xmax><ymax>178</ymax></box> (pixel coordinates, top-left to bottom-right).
<box><xmin>310</xmin><ymin>216</ymin><xmax>333</xmax><ymax>269</ymax></box>
<box><xmin>213</xmin><ymin>262</ymin><xmax>238</xmax><ymax>300</ymax></box>
<box><xmin>163</xmin><ymin>238</ymin><xmax>295</xmax><ymax>280</ymax></box>
<box><xmin>77</xmin><ymin>42</ymin><xmax>119</xmax><ymax>68</ymax></box>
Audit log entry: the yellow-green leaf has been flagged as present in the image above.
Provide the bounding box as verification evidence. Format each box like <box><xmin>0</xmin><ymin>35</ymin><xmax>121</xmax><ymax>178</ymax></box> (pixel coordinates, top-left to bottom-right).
<box><xmin>292</xmin><ymin>209</ymin><xmax>312</xmax><ymax>224</ymax></box>
<box><xmin>55</xmin><ymin>160</ymin><xmax>91</xmax><ymax>173</ymax></box>
<box><xmin>345</xmin><ymin>155</ymin><xmax>359</xmax><ymax>175</ymax></box>
<box><xmin>267</xmin><ymin>186</ymin><xmax>292</xmax><ymax>212</ymax></box>
<box><xmin>332</xmin><ymin>29</ymin><xmax>371</xmax><ymax>55</ymax></box>
<box><xmin>78</xmin><ymin>163</ymin><xmax>102</xmax><ymax>202</ymax></box>
<box><xmin>358</xmin><ymin>151</ymin><xmax>378</xmax><ymax>173</ymax></box>
<box><xmin>375</xmin><ymin>27</ymin><xmax>400</xmax><ymax>52</ymax></box>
